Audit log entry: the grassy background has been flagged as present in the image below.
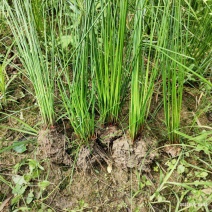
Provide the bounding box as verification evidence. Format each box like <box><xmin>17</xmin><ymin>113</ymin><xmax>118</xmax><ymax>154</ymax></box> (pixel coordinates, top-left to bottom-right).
<box><xmin>0</xmin><ymin>0</ymin><xmax>212</xmax><ymax>211</ymax></box>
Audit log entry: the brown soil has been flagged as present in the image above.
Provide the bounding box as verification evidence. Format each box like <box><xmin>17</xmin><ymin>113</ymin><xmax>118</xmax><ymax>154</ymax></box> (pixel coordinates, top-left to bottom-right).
<box><xmin>0</xmin><ymin>48</ymin><xmax>211</xmax><ymax>211</ymax></box>
<box><xmin>0</xmin><ymin>123</ymin><xmax>158</xmax><ymax>211</ymax></box>
<box><xmin>43</xmin><ymin>164</ymin><xmax>150</xmax><ymax>211</ymax></box>
<box><xmin>37</xmin><ymin>129</ymin><xmax>72</xmax><ymax>166</ymax></box>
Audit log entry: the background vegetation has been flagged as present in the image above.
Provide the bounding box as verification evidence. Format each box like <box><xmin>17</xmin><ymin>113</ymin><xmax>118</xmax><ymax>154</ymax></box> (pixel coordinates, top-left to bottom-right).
<box><xmin>0</xmin><ymin>0</ymin><xmax>211</xmax><ymax>211</ymax></box>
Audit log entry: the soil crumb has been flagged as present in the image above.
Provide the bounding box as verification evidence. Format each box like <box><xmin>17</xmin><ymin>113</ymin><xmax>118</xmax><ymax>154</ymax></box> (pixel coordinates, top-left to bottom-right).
<box><xmin>112</xmin><ymin>135</ymin><xmax>157</xmax><ymax>172</ymax></box>
<box><xmin>76</xmin><ymin>126</ymin><xmax>158</xmax><ymax>172</ymax></box>
<box><xmin>37</xmin><ymin>129</ymin><xmax>72</xmax><ymax>165</ymax></box>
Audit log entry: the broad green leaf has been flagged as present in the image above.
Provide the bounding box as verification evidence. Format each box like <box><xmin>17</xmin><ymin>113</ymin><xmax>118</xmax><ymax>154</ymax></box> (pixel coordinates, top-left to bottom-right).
<box><xmin>11</xmin><ymin>195</ymin><xmax>21</xmax><ymax>205</ymax></box>
<box><xmin>13</xmin><ymin>142</ymin><xmax>27</xmax><ymax>153</ymax></box>
<box><xmin>12</xmin><ymin>184</ymin><xmax>27</xmax><ymax>195</ymax></box>
<box><xmin>12</xmin><ymin>175</ymin><xmax>26</xmax><ymax>185</ymax></box>
<box><xmin>26</xmin><ymin>190</ymin><xmax>34</xmax><ymax>204</ymax></box>
<box><xmin>177</xmin><ymin>164</ymin><xmax>185</xmax><ymax>174</ymax></box>
<box><xmin>195</xmin><ymin>171</ymin><xmax>208</xmax><ymax>179</ymax></box>
<box><xmin>28</xmin><ymin>159</ymin><xmax>44</xmax><ymax>174</ymax></box>
<box><xmin>38</xmin><ymin>180</ymin><xmax>50</xmax><ymax>190</ymax></box>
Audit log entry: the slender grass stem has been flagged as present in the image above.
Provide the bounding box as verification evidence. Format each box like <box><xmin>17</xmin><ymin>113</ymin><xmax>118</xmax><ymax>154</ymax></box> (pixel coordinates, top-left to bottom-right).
<box><xmin>3</xmin><ymin>0</ymin><xmax>56</xmax><ymax>127</ymax></box>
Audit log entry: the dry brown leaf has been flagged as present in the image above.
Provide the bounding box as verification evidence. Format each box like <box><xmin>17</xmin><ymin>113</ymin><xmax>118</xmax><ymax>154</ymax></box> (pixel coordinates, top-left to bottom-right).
<box><xmin>0</xmin><ymin>196</ymin><xmax>12</xmax><ymax>212</ymax></box>
<box><xmin>164</xmin><ymin>146</ymin><xmax>181</xmax><ymax>157</ymax></box>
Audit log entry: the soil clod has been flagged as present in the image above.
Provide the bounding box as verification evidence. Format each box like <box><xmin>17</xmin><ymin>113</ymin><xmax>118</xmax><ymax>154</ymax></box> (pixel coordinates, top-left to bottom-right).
<box><xmin>37</xmin><ymin>129</ymin><xmax>72</xmax><ymax>165</ymax></box>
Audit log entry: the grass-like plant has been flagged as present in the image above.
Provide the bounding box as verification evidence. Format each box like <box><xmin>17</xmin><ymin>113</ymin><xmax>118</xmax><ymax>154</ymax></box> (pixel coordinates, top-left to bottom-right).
<box><xmin>2</xmin><ymin>0</ymin><xmax>211</xmax><ymax>143</ymax></box>
<box><xmin>157</xmin><ymin>0</ymin><xmax>187</xmax><ymax>143</ymax></box>
<box><xmin>3</xmin><ymin>0</ymin><xmax>56</xmax><ymax>127</ymax></box>
<box><xmin>0</xmin><ymin>42</ymin><xmax>16</xmax><ymax>108</ymax></box>
<box><xmin>187</xmin><ymin>0</ymin><xmax>212</xmax><ymax>77</ymax></box>
<box><xmin>58</xmin><ymin>1</ymin><xmax>95</xmax><ymax>141</ymax></box>
<box><xmin>0</xmin><ymin>63</ymin><xmax>6</xmax><ymax>107</ymax></box>
<box><xmin>129</xmin><ymin>0</ymin><xmax>160</xmax><ymax>141</ymax></box>
<box><xmin>31</xmin><ymin>0</ymin><xmax>44</xmax><ymax>36</ymax></box>
<box><xmin>129</xmin><ymin>0</ymin><xmax>207</xmax><ymax>143</ymax></box>
<box><xmin>91</xmin><ymin>0</ymin><xmax>128</xmax><ymax>124</ymax></box>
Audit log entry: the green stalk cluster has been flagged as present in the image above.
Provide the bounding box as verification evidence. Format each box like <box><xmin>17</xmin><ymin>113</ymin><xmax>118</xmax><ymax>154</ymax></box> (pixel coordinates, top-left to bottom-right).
<box><xmin>0</xmin><ymin>42</ymin><xmax>15</xmax><ymax>108</ymax></box>
<box><xmin>187</xmin><ymin>0</ymin><xmax>212</xmax><ymax>76</ymax></box>
<box><xmin>92</xmin><ymin>0</ymin><xmax>128</xmax><ymax>124</ymax></box>
<box><xmin>58</xmin><ymin>1</ymin><xmax>95</xmax><ymax>141</ymax></box>
<box><xmin>129</xmin><ymin>0</ymin><xmax>159</xmax><ymax>141</ymax></box>
<box><xmin>2</xmin><ymin>0</ymin><xmax>211</xmax><ymax>143</ymax></box>
<box><xmin>3</xmin><ymin>0</ymin><xmax>56</xmax><ymax>127</ymax></box>
<box><xmin>161</xmin><ymin>0</ymin><xmax>187</xmax><ymax>142</ymax></box>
